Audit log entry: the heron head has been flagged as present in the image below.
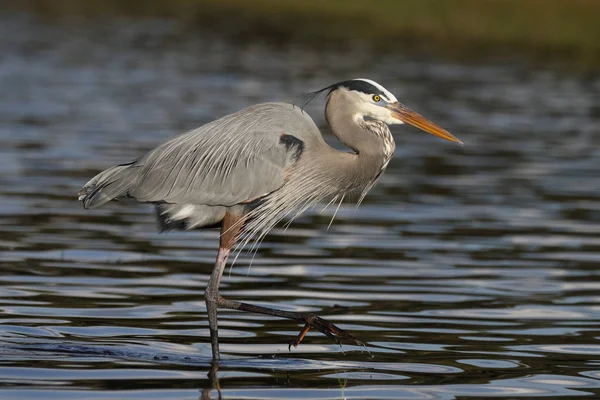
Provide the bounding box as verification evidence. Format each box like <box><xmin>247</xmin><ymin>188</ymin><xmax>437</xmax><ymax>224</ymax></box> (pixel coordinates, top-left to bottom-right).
<box><xmin>307</xmin><ymin>78</ymin><xmax>462</xmax><ymax>145</ymax></box>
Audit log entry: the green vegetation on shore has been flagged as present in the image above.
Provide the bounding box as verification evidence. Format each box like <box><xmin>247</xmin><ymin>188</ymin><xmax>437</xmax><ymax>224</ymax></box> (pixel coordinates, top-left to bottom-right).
<box><xmin>6</xmin><ymin>0</ymin><xmax>600</xmax><ymax>67</ymax></box>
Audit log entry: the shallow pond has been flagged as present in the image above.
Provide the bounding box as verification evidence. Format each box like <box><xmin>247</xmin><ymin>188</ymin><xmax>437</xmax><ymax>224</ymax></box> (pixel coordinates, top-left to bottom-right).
<box><xmin>1</xmin><ymin>12</ymin><xmax>600</xmax><ymax>400</ymax></box>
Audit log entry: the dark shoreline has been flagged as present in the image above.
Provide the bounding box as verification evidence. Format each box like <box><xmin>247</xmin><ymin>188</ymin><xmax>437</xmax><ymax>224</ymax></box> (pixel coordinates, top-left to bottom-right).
<box><xmin>4</xmin><ymin>0</ymin><xmax>600</xmax><ymax>70</ymax></box>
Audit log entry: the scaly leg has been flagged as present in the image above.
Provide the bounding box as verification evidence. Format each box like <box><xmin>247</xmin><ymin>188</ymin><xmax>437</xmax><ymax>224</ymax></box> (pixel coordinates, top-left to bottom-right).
<box><xmin>205</xmin><ymin>212</ymin><xmax>244</xmax><ymax>361</ymax></box>
<box><xmin>204</xmin><ymin>213</ymin><xmax>365</xmax><ymax>361</ymax></box>
<box><xmin>216</xmin><ymin>296</ymin><xmax>365</xmax><ymax>350</ymax></box>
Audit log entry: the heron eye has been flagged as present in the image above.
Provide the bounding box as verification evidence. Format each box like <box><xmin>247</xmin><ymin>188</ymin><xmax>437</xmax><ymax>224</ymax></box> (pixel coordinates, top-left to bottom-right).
<box><xmin>372</xmin><ymin>95</ymin><xmax>381</xmax><ymax>102</ymax></box>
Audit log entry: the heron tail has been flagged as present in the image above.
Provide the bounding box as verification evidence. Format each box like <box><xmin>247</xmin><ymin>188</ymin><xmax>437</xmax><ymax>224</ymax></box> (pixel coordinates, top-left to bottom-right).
<box><xmin>78</xmin><ymin>162</ymin><xmax>137</xmax><ymax>209</ymax></box>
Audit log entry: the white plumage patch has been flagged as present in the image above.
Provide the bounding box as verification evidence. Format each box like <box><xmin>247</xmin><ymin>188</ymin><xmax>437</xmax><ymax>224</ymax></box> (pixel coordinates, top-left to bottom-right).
<box><xmin>170</xmin><ymin>204</ymin><xmax>196</xmax><ymax>220</ymax></box>
<box><xmin>352</xmin><ymin>94</ymin><xmax>399</xmax><ymax>126</ymax></box>
<box><xmin>354</xmin><ymin>78</ymin><xmax>398</xmax><ymax>102</ymax></box>
<box><xmin>157</xmin><ymin>203</ymin><xmax>226</xmax><ymax>230</ymax></box>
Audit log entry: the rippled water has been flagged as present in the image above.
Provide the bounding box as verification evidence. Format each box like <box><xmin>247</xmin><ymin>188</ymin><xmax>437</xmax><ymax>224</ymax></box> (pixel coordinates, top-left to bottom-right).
<box><xmin>1</xmin><ymin>12</ymin><xmax>600</xmax><ymax>399</ymax></box>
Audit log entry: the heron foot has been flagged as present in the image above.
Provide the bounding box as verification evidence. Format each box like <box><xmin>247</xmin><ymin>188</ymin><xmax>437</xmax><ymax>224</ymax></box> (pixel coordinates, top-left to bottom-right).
<box><xmin>288</xmin><ymin>313</ymin><xmax>366</xmax><ymax>351</ymax></box>
<box><xmin>214</xmin><ymin>296</ymin><xmax>367</xmax><ymax>353</ymax></box>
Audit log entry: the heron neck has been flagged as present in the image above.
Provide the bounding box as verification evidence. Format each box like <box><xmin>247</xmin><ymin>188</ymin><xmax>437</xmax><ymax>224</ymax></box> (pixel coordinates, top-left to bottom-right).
<box><xmin>322</xmin><ymin>101</ymin><xmax>393</xmax><ymax>192</ymax></box>
<box><xmin>325</xmin><ymin>101</ymin><xmax>382</xmax><ymax>156</ymax></box>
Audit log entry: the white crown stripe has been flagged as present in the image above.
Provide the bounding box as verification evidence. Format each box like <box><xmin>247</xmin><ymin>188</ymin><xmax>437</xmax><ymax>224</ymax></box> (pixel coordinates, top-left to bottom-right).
<box><xmin>355</xmin><ymin>78</ymin><xmax>398</xmax><ymax>102</ymax></box>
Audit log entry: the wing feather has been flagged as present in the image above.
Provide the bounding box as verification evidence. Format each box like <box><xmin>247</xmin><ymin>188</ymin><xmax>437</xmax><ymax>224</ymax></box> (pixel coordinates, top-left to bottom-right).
<box><xmin>127</xmin><ymin>103</ymin><xmax>306</xmax><ymax>206</ymax></box>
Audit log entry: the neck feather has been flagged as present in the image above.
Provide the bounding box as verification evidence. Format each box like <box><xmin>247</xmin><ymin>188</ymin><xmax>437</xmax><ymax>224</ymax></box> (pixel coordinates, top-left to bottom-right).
<box><xmin>319</xmin><ymin>97</ymin><xmax>395</xmax><ymax>193</ymax></box>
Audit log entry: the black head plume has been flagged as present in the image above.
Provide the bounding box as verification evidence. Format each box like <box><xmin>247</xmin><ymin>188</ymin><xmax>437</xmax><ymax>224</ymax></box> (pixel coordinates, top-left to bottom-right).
<box><xmin>299</xmin><ymin>79</ymin><xmax>389</xmax><ymax>110</ymax></box>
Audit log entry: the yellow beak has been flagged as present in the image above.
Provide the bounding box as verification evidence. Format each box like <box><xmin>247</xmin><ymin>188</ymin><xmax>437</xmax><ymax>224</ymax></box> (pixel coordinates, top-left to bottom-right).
<box><xmin>388</xmin><ymin>102</ymin><xmax>463</xmax><ymax>145</ymax></box>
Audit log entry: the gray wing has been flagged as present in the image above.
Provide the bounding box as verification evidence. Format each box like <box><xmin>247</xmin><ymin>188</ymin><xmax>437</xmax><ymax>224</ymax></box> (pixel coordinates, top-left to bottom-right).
<box><xmin>79</xmin><ymin>102</ymin><xmax>313</xmax><ymax>209</ymax></box>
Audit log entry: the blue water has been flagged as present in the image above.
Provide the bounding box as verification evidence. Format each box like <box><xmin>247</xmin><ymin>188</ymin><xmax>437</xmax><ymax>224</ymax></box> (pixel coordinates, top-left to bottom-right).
<box><xmin>1</xmin><ymin>12</ymin><xmax>600</xmax><ymax>399</ymax></box>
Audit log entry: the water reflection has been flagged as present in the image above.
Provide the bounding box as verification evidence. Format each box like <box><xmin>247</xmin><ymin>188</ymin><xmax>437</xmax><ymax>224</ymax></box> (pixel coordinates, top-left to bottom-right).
<box><xmin>1</xmin><ymin>11</ymin><xmax>600</xmax><ymax>400</ymax></box>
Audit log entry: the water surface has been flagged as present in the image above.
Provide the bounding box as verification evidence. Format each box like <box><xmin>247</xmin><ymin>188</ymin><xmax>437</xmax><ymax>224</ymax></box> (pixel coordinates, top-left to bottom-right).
<box><xmin>1</xmin><ymin>13</ymin><xmax>600</xmax><ymax>399</ymax></box>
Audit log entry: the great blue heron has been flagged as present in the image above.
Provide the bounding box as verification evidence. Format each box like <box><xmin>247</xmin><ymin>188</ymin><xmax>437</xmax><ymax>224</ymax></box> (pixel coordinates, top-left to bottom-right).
<box><xmin>79</xmin><ymin>78</ymin><xmax>462</xmax><ymax>360</ymax></box>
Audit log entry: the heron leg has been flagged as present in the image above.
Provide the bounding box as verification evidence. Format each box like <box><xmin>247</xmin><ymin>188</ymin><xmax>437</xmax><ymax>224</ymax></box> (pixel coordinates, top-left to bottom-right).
<box><xmin>205</xmin><ymin>213</ymin><xmax>365</xmax><ymax>357</ymax></box>
<box><xmin>215</xmin><ymin>296</ymin><xmax>366</xmax><ymax>350</ymax></box>
<box><xmin>205</xmin><ymin>212</ymin><xmax>244</xmax><ymax>361</ymax></box>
